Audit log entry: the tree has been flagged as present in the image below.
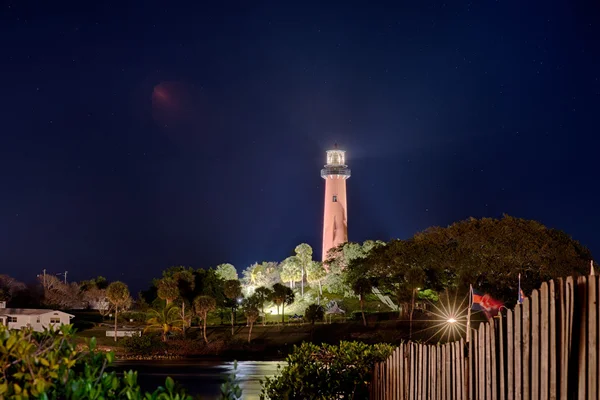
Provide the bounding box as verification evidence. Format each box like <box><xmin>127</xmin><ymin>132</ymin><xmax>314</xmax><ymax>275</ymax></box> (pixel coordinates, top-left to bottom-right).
<box><xmin>39</xmin><ymin>275</ymin><xmax>83</xmax><ymax>309</ymax></box>
<box><xmin>253</xmin><ymin>286</ymin><xmax>273</xmax><ymax>325</ymax></box>
<box><xmin>304</xmin><ymin>304</ymin><xmax>325</xmax><ymax>325</ymax></box>
<box><xmin>0</xmin><ymin>275</ymin><xmax>26</xmax><ymax>303</ymax></box>
<box><xmin>106</xmin><ymin>281</ymin><xmax>131</xmax><ymax>342</ymax></box>
<box><xmin>241</xmin><ymin>262</ymin><xmax>280</xmax><ymax>293</ymax></box>
<box><xmin>306</xmin><ymin>261</ymin><xmax>327</xmax><ymax>296</ymax></box>
<box><xmin>324</xmin><ymin>241</ymin><xmax>384</xmax><ymax>294</ymax></box>
<box><xmin>244</xmin><ymin>303</ymin><xmax>259</xmax><ymax>343</ymax></box>
<box><xmin>145</xmin><ymin>304</ymin><xmax>183</xmax><ymax>342</ymax></box>
<box><xmin>351</xmin><ymin>277</ymin><xmax>373</xmax><ymax>327</ymax></box>
<box><xmin>272</xmin><ymin>283</ymin><xmax>295</xmax><ymax>324</ymax></box>
<box><xmin>280</xmin><ymin>256</ymin><xmax>302</xmax><ymax>289</ymax></box>
<box><xmin>166</xmin><ymin>269</ymin><xmax>195</xmax><ymax>338</ymax></box>
<box><xmin>224</xmin><ymin>280</ymin><xmax>242</xmax><ymax>335</ymax></box>
<box><xmin>410</xmin><ymin>215</ymin><xmax>593</xmax><ymax>302</ymax></box>
<box><xmin>294</xmin><ymin>243</ymin><xmax>313</xmax><ymax>297</ymax></box>
<box><xmin>215</xmin><ymin>263</ymin><xmax>238</xmax><ymax>281</ymax></box>
<box><xmin>156</xmin><ymin>277</ymin><xmax>179</xmax><ymax>305</ymax></box>
<box><xmin>194</xmin><ymin>295</ymin><xmax>216</xmax><ymax>343</ymax></box>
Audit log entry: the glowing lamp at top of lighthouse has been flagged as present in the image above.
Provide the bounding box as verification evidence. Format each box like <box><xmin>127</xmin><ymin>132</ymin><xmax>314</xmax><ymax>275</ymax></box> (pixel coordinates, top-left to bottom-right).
<box><xmin>321</xmin><ymin>149</ymin><xmax>351</xmax><ymax>179</ymax></box>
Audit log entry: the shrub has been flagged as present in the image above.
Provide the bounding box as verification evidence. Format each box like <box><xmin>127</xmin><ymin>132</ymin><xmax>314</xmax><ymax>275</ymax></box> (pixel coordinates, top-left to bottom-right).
<box><xmin>0</xmin><ymin>324</ymin><xmax>242</xmax><ymax>399</ymax></box>
<box><xmin>121</xmin><ymin>332</ymin><xmax>166</xmax><ymax>355</ymax></box>
<box><xmin>304</xmin><ymin>304</ymin><xmax>324</xmax><ymax>324</ymax></box>
<box><xmin>260</xmin><ymin>341</ymin><xmax>393</xmax><ymax>399</ymax></box>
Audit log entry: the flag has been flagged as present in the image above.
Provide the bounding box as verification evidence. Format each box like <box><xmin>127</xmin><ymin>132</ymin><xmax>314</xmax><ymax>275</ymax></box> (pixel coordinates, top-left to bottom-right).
<box><xmin>518</xmin><ymin>273</ymin><xmax>525</xmax><ymax>304</ymax></box>
<box><xmin>471</xmin><ymin>287</ymin><xmax>503</xmax><ymax>318</ymax></box>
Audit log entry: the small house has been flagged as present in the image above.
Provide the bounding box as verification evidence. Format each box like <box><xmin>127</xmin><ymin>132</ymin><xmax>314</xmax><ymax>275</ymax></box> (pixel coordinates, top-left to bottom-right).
<box><xmin>0</xmin><ymin>308</ymin><xmax>74</xmax><ymax>332</ymax></box>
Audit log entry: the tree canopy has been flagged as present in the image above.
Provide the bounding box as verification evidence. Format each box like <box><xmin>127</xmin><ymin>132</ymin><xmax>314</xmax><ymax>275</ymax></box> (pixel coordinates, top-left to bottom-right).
<box><xmin>348</xmin><ymin>216</ymin><xmax>593</xmax><ymax>303</ymax></box>
<box><xmin>215</xmin><ymin>263</ymin><xmax>238</xmax><ymax>281</ymax></box>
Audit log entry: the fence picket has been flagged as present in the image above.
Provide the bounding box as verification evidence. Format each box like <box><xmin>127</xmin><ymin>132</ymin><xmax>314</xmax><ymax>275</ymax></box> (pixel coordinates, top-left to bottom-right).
<box><xmin>515</xmin><ymin>303</ymin><xmax>523</xmax><ymax>400</ymax></box>
<box><xmin>539</xmin><ymin>283</ymin><xmax>549</xmax><ymax>400</ymax></box>
<box><xmin>577</xmin><ymin>277</ymin><xmax>587</xmax><ymax>399</ymax></box>
<box><xmin>499</xmin><ymin>314</ymin><xmax>506</xmax><ymax>400</ymax></box>
<box><xmin>491</xmin><ymin>319</ymin><xmax>498</xmax><ymax>400</ymax></box>
<box><xmin>507</xmin><ymin>309</ymin><xmax>514</xmax><ymax>400</ymax></box>
<box><xmin>531</xmin><ymin>290</ymin><xmax>540</xmax><ymax>400</ymax></box>
<box><xmin>588</xmin><ymin>276</ymin><xmax>597</xmax><ymax>400</ymax></box>
<box><xmin>548</xmin><ymin>280</ymin><xmax>557</xmax><ymax>399</ymax></box>
<box><xmin>522</xmin><ymin>297</ymin><xmax>530</xmax><ymax>400</ymax></box>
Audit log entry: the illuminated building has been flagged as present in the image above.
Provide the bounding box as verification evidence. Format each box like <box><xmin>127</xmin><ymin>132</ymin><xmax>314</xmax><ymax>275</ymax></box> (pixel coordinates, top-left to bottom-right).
<box><xmin>321</xmin><ymin>145</ymin><xmax>351</xmax><ymax>263</ymax></box>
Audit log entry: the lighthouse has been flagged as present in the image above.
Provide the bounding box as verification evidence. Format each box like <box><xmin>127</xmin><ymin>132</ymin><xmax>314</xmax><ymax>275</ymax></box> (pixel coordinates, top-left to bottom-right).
<box><xmin>321</xmin><ymin>145</ymin><xmax>351</xmax><ymax>262</ymax></box>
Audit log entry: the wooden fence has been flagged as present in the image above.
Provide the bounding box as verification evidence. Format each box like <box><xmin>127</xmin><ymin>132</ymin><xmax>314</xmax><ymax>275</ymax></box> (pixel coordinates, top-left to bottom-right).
<box><xmin>370</xmin><ymin>274</ymin><xmax>600</xmax><ymax>399</ymax></box>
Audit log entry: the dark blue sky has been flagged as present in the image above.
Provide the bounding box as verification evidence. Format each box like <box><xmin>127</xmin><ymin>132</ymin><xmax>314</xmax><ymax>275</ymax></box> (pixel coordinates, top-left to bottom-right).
<box><xmin>2</xmin><ymin>1</ymin><xmax>599</xmax><ymax>292</ymax></box>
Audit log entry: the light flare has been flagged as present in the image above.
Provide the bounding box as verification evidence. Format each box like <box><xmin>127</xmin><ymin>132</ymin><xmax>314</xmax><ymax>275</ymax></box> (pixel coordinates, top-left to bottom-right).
<box><xmin>410</xmin><ymin>291</ymin><xmax>469</xmax><ymax>343</ymax></box>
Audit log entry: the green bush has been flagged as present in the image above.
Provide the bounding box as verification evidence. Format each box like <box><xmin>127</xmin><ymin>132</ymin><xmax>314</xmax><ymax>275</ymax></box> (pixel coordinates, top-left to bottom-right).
<box><xmin>121</xmin><ymin>333</ymin><xmax>166</xmax><ymax>355</ymax></box>
<box><xmin>0</xmin><ymin>324</ymin><xmax>242</xmax><ymax>399</ymax></box>
<box><xmin>260</xmin><ymin>341</ymin><xmax>393</xmax><ymax>399</ymax></box>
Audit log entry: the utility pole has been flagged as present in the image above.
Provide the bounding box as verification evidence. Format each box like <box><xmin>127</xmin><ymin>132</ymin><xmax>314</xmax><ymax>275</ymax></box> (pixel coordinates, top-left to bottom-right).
<box><xmin>56</xmin><ymin>271</ymin><xmax>68</xmax><ymax>284</ymax></box>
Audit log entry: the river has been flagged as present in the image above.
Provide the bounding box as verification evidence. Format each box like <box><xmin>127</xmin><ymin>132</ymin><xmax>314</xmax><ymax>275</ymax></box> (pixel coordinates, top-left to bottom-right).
<box><xmin>113</xmin><ymin>360</ymin><xmax>284</xmax><ymax>399</ymax></box>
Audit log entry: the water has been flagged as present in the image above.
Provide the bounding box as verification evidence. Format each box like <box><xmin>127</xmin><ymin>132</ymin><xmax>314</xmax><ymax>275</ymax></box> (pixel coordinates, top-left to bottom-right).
<box><xmin>112</xmin><ymin>360</ymin><xmax>284</xmax><ymax>399</ymax></box>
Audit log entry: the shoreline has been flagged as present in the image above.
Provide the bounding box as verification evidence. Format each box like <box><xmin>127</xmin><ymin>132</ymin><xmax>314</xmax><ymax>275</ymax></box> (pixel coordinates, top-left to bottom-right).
<box><xmin>115</xmin><ymin>353</ymin><xmax>287</xmax><ymax>362</ymax></box>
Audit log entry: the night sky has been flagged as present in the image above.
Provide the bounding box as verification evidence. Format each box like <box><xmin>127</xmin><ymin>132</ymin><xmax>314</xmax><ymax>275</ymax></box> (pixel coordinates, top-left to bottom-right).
<box><xmin>2</xmin><ymin>1</ymin><xmax>599</xmax><ymax>292</ymax></box>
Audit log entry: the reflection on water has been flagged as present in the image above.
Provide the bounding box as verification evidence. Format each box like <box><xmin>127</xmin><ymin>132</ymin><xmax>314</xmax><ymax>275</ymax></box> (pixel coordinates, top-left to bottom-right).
<box><xmin>112</xmin><ymin>360</ymin><xmax>284</xmax><ymax>400</ymax></box>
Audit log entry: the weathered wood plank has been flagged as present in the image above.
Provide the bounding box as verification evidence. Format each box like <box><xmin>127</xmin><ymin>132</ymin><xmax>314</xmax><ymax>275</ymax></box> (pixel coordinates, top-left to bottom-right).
<box><xmin>522</xmin><ymin>297</ymin><xmax>530</xmax><ymax>400</ymax></box>
<box><xmin>515</xmin><ymin>301</ymin><xmax>523</xmax><ymax>400</ymax></box>
<box><xmin>472</xmin><ymin>331</ymin><xmax>476</xmax><ymax>400</ymax></box>
<box><xmin>531</xmin><ymin>289</ymin><xmax>540</xmax><ymax>400</ymax></box>
<box><xmin>588</xmin><ymin>276</ymin><xmax>597</xmax><ymax>400</ymax></box>
<box><xmin>399</xmin><ymin>344</ymin><xmax>404</xmax><ymax>400</ymax></box>
<box><xmin>507</xmin><ymin>309</ymin><xmax>514</xmax><ymax>400</ymax></box>
<box><xmin>548</xmin><ymin>280</ymin><xmax>557</xmax><ymax>400</ymax></box>
<box><xmin>539</xmin><ymin>283</ymin><xmax>549</xmax><ymax>400</ymax></box>
<box><xmin>458</xmin><ymin>338</ymin><xmax>467</xmax><ymax>400</ymax></box>
<box><xmin>559</xmin><ymin>277</ymin><xmax>568</xmax><ymax>400</ymax></box>
<box><xmin>479</xmin><ymin>326</ymin><xmax>486</xmax><ymax>399</ymax></box>
<box><xmin>486</xmin><ymin>323</ymin><xmax>492</xmax><ymax>400</ymax></box>
<box><xmin>410</xmin><ymin>343</ymin><xmax>416</xmax><ymax>400</ymax></box>
<box><xmin>577</xmin><ymin>276</ymin><xmax>587</xmax><ymax>400</ymax></box>
<box><xmin>499</xmin><ymin>313</ymin><xmax>506</xmax><ymax>400</ymax></box>
<box><xmin>447</xmin><ymin>343</ymin><xmax>452</xmax><ymax>400</ymax></box>
<box><xmin>419</xmin><ymin>344</ymin><xmax>424</xmax><ymax>400</ymax></box>
<box><xmin>491</xmin><ymin>319</ymin><xmax>498</xmax><ymax>400</ymax></box>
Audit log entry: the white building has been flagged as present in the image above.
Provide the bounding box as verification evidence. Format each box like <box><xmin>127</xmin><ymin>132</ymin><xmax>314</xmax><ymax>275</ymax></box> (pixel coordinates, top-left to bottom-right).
<box><xmin>0</xmin><ymin>308</ymin><xmax>74</xmax><ymax>332</ymax></box>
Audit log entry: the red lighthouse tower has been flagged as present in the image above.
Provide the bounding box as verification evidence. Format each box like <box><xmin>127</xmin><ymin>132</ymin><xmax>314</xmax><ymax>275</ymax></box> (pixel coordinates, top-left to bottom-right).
<box><xmin>321</xmin><ymin>145</ymin><xmax>351</xmax><ymax>262</ymax></box>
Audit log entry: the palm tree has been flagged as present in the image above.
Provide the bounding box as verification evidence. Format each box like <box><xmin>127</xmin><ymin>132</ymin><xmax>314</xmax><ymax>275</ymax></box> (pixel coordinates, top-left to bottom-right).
<box><xmin>224</xmin><ymin>280</ymin><xmax>242</xmax><ymax>335</ymax></box>
<box><xmin>272</xmin><ymin>283</ymin><xmax>295</xmax><ymax>324</ymax></box>
<box><xmin>280</xmin><ymin>257</ymin><xmax>302</xmax><ymax>289</ymax></box>
<box><xmin>157</xmin><ymin>277</ymin><xmax>180</xmax><ymax>306</ymax></box>
<box><xmin>106</xmin><ymin>281</ymin><xmax>131</xmax><ymax>342</ymax></box>
<box><xmin>306</xmin><ymin>261</ymin><xmax>327</xmax><ymax>297</ymax></box>
<box><xmin>352</xmin><ymin>277</ymin><xmax>372</xmax><ymax>327</ymax></box>
<box><xmin>294</xmin><ymin>243</ymin><xmax>313</xmax><ymax>297</ymax></box>
<box><xmin>244</xmin><ymin>305</ymin><xmax>259</xmax><ymax>343</ymax></box>
<box><xmin>194</xmin><ymin>295</ymin><xmax>216</xmax><ymax>343</ymax></box>
<box><xmin>145</xmin><ymin>304</ymin><xmax>183</xmax><ymax>342</ymax></box>
<box><xmin>253</xmin><ymin>286</ymin><xmax>273</xmax><ymax>326</ymax></box>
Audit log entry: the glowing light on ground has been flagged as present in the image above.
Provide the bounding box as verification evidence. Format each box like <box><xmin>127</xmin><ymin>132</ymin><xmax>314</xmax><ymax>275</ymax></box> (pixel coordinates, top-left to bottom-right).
<box><xmin>411</xmin><ymin>291</ymin><xmax>469</xmax><ymax>343</ymax></box>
